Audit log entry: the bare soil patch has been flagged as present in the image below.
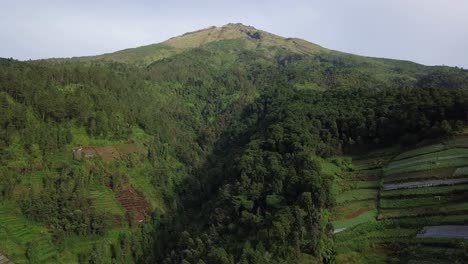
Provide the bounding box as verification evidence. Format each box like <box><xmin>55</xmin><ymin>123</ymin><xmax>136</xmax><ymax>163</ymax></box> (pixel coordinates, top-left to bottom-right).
<box><xmin>345</xmin><ymin>208</ymin><xmax>373</xmax><ymax>220</ymax></box>
<box><xmin>115</xmin><ymin>187</ymin><xmax>151</xmax><ymax>223</ymax></box>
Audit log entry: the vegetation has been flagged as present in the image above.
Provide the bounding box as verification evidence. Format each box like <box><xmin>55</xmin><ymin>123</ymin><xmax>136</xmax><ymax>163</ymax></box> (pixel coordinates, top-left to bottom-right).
<box><xmin>0</xmin><ymin>23</ymin><xmax>468</xmax><ymax>263</ymax></box>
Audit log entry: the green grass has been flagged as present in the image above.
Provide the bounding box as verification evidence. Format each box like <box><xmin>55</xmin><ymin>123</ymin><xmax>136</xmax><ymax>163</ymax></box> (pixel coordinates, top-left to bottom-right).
<box><xmin>87</xmin><ymin>186</ymin><xmax>125</xmax><ymax>217</ymax></box>
<box><xmin>453</xmin><ymin>166</ymin><xmax>468</xmax><ymax>177</ymax></box>
<box><xmin>384</xmin><ymin>148</ymin><xmax>468</xmax><ymax>175</ymax></box>
<box><xmin>336</xmin><ymin>189</ymin><xmax>378</xmax><ymax>204</ymax></box>
<box><xmin>0</xmin><ymin>201</ymin><xmax>58</xmax><ymax>263</ymax></box>
<box><xmin>127</xmin><ymin>170</ymin><xmax>166</xmax><ymax>212</ymax></box>
<box><xmin>379</xmin><ymin>201</ymin><xmax>468</xmax><ymax>219</ymax></box>
<box><xmin>393</xmin><ymin>144</ymin><xmax>446</xmax><ymax>161</ymax></box>
<box><xmin>333</xmin><ymin>210</ymin><xmax>377</xmax><ymax>229</ymax></box>
<box><xmin>383</xmin><ymin>167</ymin><xmax>456</xmax><ymax>183</ymax></box>
<box><xmin>445</xmin><ymin>136</ymin><xmax>468</xmax><ymax>148</ymax></box>
<box><xmin>381</xmin><ymin>183</ymin><xmax>468</xmax><ymax>198</ymax></box>
<box><xmin>334</xmin><ymin>200</ymin><xmax>376</xmax><ymax>220</ymax></box>
<box><xmin>58</xmin><ymin>228</ymin><xmax>129</xmax><ymax>263</ymax></box>
<box><xmin>379</xmin><ymin>194</ymin><xmax>465</xmax><ymax>209</ymax></box>
<box><xmin>334</xmin><ymin>141</ymin><xmax>468</xmax><ymax>263</ymax></box>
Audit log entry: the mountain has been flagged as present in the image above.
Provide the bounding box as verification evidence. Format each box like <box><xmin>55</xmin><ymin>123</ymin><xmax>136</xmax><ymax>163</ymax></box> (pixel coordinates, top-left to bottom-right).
<box><xmin>0</xmin><ymin>23</ymin><xmax>468</xmax><ymax>264</ymax></box>
<box><xmin>75</xmin><ymin>23</ymin><xmax>326</xmax><ymax>65</ymax></box>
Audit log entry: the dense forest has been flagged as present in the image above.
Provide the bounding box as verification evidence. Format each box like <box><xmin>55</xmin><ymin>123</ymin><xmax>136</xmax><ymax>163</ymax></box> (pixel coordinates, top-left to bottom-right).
<box><xmin>0</xmin><ymin>24</ymin><xmax>468</xmax><ymax>263</ymax></box>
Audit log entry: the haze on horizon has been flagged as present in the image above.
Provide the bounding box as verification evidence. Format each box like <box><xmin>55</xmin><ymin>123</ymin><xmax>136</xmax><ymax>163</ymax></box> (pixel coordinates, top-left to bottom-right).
<box><xmin>1</xmin><ymin>0</ymin><xmax>467</xmax><ymax>68</ymax></box>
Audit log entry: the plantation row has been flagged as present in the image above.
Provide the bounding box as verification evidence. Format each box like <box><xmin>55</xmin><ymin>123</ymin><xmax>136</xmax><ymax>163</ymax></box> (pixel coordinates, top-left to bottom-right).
<box><xmin>333</xmin><ymin>133</ymin><xmax>468</xmax><ymax>262</ymax></box>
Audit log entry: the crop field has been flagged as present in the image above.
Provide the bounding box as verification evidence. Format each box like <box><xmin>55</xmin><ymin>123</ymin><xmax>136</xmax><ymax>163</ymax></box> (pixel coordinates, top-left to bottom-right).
<box><xmin>336</xmin><ymin>188</ymin><xmax>378</xmax><ymax>204</ymax></box>
<box><xmin>379</xmin><ymin>201</ymin><xmax>468</xmax><ymax>219</ymax></box>
<box><xmin>333</xmin><ymin>200</ymin><xmax>376</xmax><ymax>220</ymax></box>
<box><xmin>381</xmin><ymin>183</ymin><xmax>468</xmax><ymax>198</ymax></box>
<box><xmin>332</xmin><ymin>210</ymin><xmax>376</xmax><ymax>229</ymax></box>
<box><xmin>379</xmin><ymin>194</ymin><xmax>467</xmax><ymax>209</ymax></box>
<box><xmin>334</xmin><ymin>137</ymin><xmax>468</xmax><ymax>263</ymax></box>
<box><xmin>382</xmin><ymin>178</ymin><xmax>468</xmax><ymax>191</ymax></box>
<box><xmin>0</xmin><ymin>202</ymin><xmax>58</xmax><ymax>263</ymax></box>
<box><xmin>393</xmin><ymin>144</ymin><xmax>446</xmax><ymax>161</ymax></box>
<box><xmin>453</xmin><ymin>166</ymin><xmax>468</xmax><ymax>176</ymax></box>
<box><xmin>87</xmin><ymin>187</ymin><xmax>125</xmax><ymax>217</ymax></box>
<box><xmin>445</xmin><ymin>136</ymin><xmax>468</xmax><ymax>148</ymax></box>
<box><xmin>383</xmin><ymin>167</ymin><xmax>456</xmax><ymax>184</ymax></box>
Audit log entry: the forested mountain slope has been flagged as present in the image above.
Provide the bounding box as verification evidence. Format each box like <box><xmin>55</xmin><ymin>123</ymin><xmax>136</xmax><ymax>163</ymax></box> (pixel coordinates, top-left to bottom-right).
<box><xmin>0</xmin><ymin>23</ymin><xmax>467</xmax><ymax>263</ymax></box>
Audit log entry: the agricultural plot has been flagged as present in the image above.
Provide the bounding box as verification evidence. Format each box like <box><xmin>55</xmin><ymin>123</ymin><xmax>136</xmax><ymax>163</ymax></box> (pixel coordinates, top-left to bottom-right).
<box><xmin>88</xmin><ymin>187</ymin><xmax>125</xmax><ymax>217</ymax></box>
<box><xmin>381</xmin><ymin>183</ymin><xmax>468</xmax><ymax>198</ymax></box>
<box><xmin>383</xmin><ymin>167</ymin><xmax>456</xmax><ymax>184</ymax></box>
<box><xmin>0</xmin><ymin>203</ymin><xmax>58</xmax><ymax>263</ymax></box>
<box><xmin>384</xmin><ymin>148</ymin><xmax>468</xmax><ymax>175</ymax></box>
<box><xmin>382</xmin><ymin>178</ymin><xmax>468</xmax><ymax>191</ymax></box>
<box><xmin>379</xmin><ymin>201</ymin><xmax>468</xmax><ymax>219</ymax></box>
<box><xmin>332</xmin><ymin>157</ymin><xmax>380</xmax><ymax>235</ymax></box>
<box><xmin>115</xmin><ymin>188</ymin><xmax>151</xmax><ymax>223</ymax></box>
<box><xmin>336</xmin><ymin>189</ymin><xmax>378</xmax><ymax>204</ymax></box>
<box><xmin>332</xmin><ymin>210</ymin><xmax>376</xmax><ymax>230</ymax></box>
<box><xmin>335</xmin><ymin>138</ymin><xmax>468</xmax><ymax>262</ymax></box>
<box><xmin>393</xmin><ymin>144</ymin><xmax>446</xmax><ymax>161</ymax></box>
<box><xmin>379</xmin><ymin>194</ymin><xmax>466</xmax><ymax>209</ymax></box>
<box><xmin>445</xmin><ymin>136</ymin><xmax>468</xmax><ymax>148</ymax></box>
<box><xmin>417</xmin><ymin>225</ymin><xmax>468</xmax><ymax>239</ymax></box>
<box><xmin>453</xmin><ymin>166</ymin><xmax>468</xmax><ymax>176</ymax></box>
<box><xmin>333</xmin><ymin>200</ymin><xmax>375</xmax><ymax>220</ymax></box>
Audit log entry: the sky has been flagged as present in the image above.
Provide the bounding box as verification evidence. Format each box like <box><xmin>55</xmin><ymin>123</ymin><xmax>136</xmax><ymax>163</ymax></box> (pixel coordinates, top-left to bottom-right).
<box><xmin>1</xmin><ymin>0</ymin><xmax>467</xmax><ymax>68</ymax></box>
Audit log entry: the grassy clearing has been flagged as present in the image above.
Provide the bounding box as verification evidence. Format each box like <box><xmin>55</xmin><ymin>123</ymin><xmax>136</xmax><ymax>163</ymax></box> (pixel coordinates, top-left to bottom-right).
<box><xmin>333</xmin><ymin>210</ymin><xmax>376</xmax><ymax>230</ymax></box>
<box><xmin>383</xmin><ymin>167</ymin><xmax>456</xmax><ymax>183</ymax></box>
<box><xmin>127</xmin><ymin>171</ymin><xmax>166</xmax><ymax>212</ymax></box>
<box><xmin>336</xmin><ymin>189</ymin><xmax>378</xmax><ymax>204</ymax></box>
<box><xmin>334</xmin><ymin>200</ymin><xmax>376</xmax><ymax>220</ymax></box>
<box><xmin>87</xmin><ymin>186</ymin><xmax>125</xmax><ymax>217</ymax></box>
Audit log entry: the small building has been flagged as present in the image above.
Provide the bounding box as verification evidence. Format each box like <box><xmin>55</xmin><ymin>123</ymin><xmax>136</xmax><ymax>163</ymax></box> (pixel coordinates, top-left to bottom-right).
<box><xmin>73</xmin><ymin>147</ymin><xmax>97</xmax><ymax>160</ymax></box>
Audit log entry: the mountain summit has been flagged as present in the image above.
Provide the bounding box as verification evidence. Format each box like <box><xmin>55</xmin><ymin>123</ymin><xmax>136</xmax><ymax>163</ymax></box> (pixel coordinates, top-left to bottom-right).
<box><xmin>79</xmin><ymin>23</ymin><xmax>325</xmax><ymax>65</ymax></box>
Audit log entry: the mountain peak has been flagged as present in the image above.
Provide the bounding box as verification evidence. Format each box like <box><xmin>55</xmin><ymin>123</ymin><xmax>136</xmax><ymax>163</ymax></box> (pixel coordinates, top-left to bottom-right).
<box><xmin>221</xmin><ymin>22</ymin><xmax>257</xmax><ymax>31</ymax></box>
<box><xmin>83</xmin><ymin>23</ymin><xmax>325</xmax><ymax>65</ymax></box>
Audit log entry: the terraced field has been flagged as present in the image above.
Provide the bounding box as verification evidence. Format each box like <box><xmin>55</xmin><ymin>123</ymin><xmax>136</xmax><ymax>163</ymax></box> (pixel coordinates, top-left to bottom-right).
<box><xmin>0</xmin><ymin>202</ymin><xmax>58</xmax><ymax>263</ymax></box>
<box><xmin>334</xmin><ymin>134</ymin><xmax>468</xmax><ymax>263</ymax></box>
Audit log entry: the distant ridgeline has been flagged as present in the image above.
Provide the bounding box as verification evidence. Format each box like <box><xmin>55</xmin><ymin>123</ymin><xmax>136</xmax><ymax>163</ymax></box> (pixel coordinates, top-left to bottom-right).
<box><xmin>0</xmin><ymin>23</ymin><xmax>467</xmax><ymax>263</ymax></box>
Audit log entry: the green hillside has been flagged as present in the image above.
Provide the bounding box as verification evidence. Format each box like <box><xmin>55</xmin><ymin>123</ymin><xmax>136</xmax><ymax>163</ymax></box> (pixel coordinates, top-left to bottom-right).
<box><xmin>1</xmin><ymin>23</ymin><xmax>468</xmax><ymax>263</ymax></box>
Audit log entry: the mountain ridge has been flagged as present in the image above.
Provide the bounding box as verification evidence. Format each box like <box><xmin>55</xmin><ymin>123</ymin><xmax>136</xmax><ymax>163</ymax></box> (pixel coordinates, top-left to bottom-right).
<box><xmin>68</xmin><ymin>23</ymin><xmax>327</xmax><ymax>65</ymax></box>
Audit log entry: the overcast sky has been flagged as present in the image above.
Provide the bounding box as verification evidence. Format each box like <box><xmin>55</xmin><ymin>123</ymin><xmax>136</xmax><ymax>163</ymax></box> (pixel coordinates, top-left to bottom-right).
<box><xmin>1</xmin><ymin>0</ymin><xmax>467</xmax><ymax>67</ymax></box>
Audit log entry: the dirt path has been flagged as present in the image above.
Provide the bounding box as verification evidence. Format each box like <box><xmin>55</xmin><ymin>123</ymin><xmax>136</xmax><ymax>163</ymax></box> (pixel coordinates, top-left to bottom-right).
<box><xmin>417</xmin><ymin>225</ymin><xmax>468</xmax><ymax>239</ymax></box>
<box><xmin>383</xmin><ymin>178</ymin><xmax>468</xmax><ymax>191</ymax></box>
